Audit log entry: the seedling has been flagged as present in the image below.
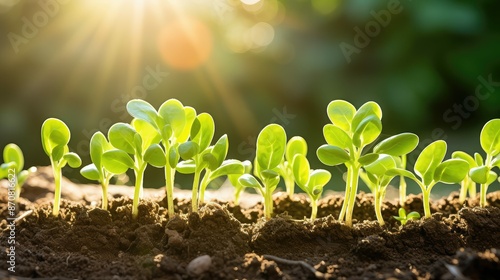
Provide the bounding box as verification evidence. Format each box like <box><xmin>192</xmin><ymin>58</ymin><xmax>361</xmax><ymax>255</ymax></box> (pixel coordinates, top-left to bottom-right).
<box><xmin>387</xmin><ymin>140</ymin><xmax>469</xmax><ymax>218</ymax></box>
<box><xmin>238</xmin><ymin>124</ymin><xmax>286</xmax><ymax>219</ymax></box>
<box><xmin>228</xmin><ymin>160</ymin><xmax>252</xmax><ymax>205</ymax></box>
<box><xmin>127</xmin><ymin>99</ymin><xmax>195</xmax><ymax>218</ymax></box>
<box><xmin>292</xmin><ymin>154</ymin><xmax>331</xmax><ymax>220</ymax></box>
<box><xmin>316</xmin><ymin>100</ymin><xmax>385</xmax><ymax>227</ymax></box>
<box><xmin>468</xmin><ymin>119</ymin><xmax>500</xmax><ymax>207</ymax></box>
<box><xmin>80</xmin><ymin>132</ymin><xmax>115</xmax><ymax>210</ymax></box>
<box><xmin>0</xmin><ymin>144</ymin><xmax>37</xmax><ymax>202</ymax></box>
<box><xmin>102</xmin><ymin>119</ymin><xmax>165</xmax><ymax>218</ymax></box>
<box><xmin>277</xmin><ymin>136</ymin><xmax>308</xmax><ymax>197</ymax></box>
<box><xmin>451</xmin><ymin>151</ymin><xmax>478</xmax><ymax>204</ymax></box>
<box><xmin>41</xmin><ymin>118</ymin><xmax>82</xmax><ymax>216</ymax></box>
<box><xmin>393</xmin><ymin>207</ymin><xmax>420</xmax><ymax>226</ymax></box>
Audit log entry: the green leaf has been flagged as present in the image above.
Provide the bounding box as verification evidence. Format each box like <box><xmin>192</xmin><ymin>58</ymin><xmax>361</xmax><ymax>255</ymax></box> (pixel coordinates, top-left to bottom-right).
<box><xmin>351</xmin><ymin>101</ymin><xmax>382</xmax><ymax>133</ymax></box>
<box><xmin>202</xmin><ymin>152</ymin><xmax>219</xmax><ymax>170</ymax></box>
<box><xmin>133</xmin><ymin>133</ymin><xmax>143</xmax><ymax>157</ymax></box>
<box><xmin>176</xmin><ymin>160</ymin><xmax>196</xmax><ymax>174</ymax></box>
<box><xmin>3</xmin><ymin>143</ymin><xmax>24</xmax><ymax>171</ymax></box>
<box><xmin>386</xmin><ymin>168</ymin><xmax>418</xmax><ymax>182</ymax></box>
<box><xmin>358</xmin><ymin>153</ymin><xmax>379</xmax><ymax>166</ymax></box>
<box><xmin>470</xmin><ymin>165</ymin><xmax>490</xmax><ymax>184</ymax></box>
<box><xmin>414</xmin><ymin>140</ymin><xmax>447</xmax><ymax>185</ymax></box>
<box><xmin>108</xmin><ymin>123</ymin><xmax>137</xmax><ymax>155</ymax></box>
<box><xmin>352</xmin><ymin>115</ymin><xmax>382</xmax><ymax>148</ymax></box>
<box><xmin>286</xmin><ymin>136</ymin><xmax>307</xmax><ymax>162</ymax></box>
<box><xmin>178</xmin><ymin>106</ymin><xmax>197</xmax><ymax>143</ymax></box>
<box><xmin>292</xmin><ymin>154</ymin><xmax>310</xmax><ymax>187</ymax></box>
<box><xmin>89</xmin><ymin>132</ymin><xmax>112</xmax><ymax>171</ymax></box>
<box><xmin>133</xmin><ymin>119</ymin><xmax>161</xmax><ymax>150</ymax></box>
<box><xmin>144</xmin><ymin>144</ymin><xmax>166</xmax><ymax>167</ymax></box>
<box><xmin>168</xmin><ymin>145</ymin><xmax>179</xmax><ymax>168</ymax></box>
<box><xmin>434</xmin><ymin>159</ymin><xmax>469</xmax><ymax>184</ymax></box>
<box><xmin>41</xmin><ymin>118</ymin><xmax>71</xmax><ymax>157</ymax></box>
<box><xmin>373</xmin><ymin>133</ymin><xmax>419</xmax><ymax>156</ymax></box>
<box><xmin>80</xmin><ymin>164</ymin><xmax>101</xmax><ymax>181</ymax></box>
<box><xmin>102</xmin><ymin>149</ymin><xmax>134</xmax><ymax>174</ymax></box>
<box><xmin>480</xmin><ymin>119</ymin><xmax>500</xmax><ymax>156</ymax></box>
<box><xmin>0</xmin><ymin>162</ymin><xmax>15</xmax><ymax>178</ymax></box>
<box><xmin>487</xmin><ymin>171</ymin><xmax>497</xmax><ymax>185</ymax></box>
<box><xmin>323</xmin><ymin>124</ymin><xmax>352</xmax><ymax>149</ymax></box>
<box><xmin>52</xmin><ymin>145</ymin><xmax>66</xmax><ymax>162</ymax></box>
<box><xmin>160</xmin><ymin>125</ymin><xmax>173</xmax><ymax>142</ymax></box>
<box><xmin>327</xmin><ymin>100</ymin><xmax>356</xmax><ymax>132</ymax></box>
<box><xmin>316</xmin><ymin>145</ymin><xmax>350</xmax><ymax>166</ymax></box>
<box><xmin>178</xmin><ymin>141</ymin><xmax>199</xmax><ymax>160</ymax></box>
<box><xmin>364</xmin><ymin>155</ymin><xmax>397</xmax><ymax>176</ymax></box>
<box><xmin>211</xmin><ymin>134</ymin><xmax>229</xmax><ymax>168</ymax></box>
<box><xmin>126</xmin><ymin>99</ymin><xmax>158</xmax><ymax>129</ymax></box>
<box><xmin>64</xmin><ymin>152</ymin><xmax>82</xmax><ymax>168</ymax></box>
<box><xmin>191</xmin><ymin>113</ymin><xmax>215</xmax><ymax>152</ymax></box>
<box><xmin>256</xmin><ymin>124</ymin><xmax>287</xmax><ymax>170</ymax></box>
<box><xmin>308</xmin><ymin>169</ymin><xmax>331</xmax><ymax>190</ymax></box>
<box><xmin>474</xmin><ymin>153</ymin><xmax>484</xmax><ymax>166</ymax></box>
<box><xmin>406</xmin><ymin>212</ymin><xmax>421</xmax><ymax>220</ymax></box>
<box><xmin>238</xmin><ymin>174</ymin><xmax>263</xmax><ymax>190</ymax></box>
<box><xmin>452</xmin><ymin>151</ymin><xmax>476</xmax><ymax>168</ymax></box>
<box><xmin>158</xmin><ymin>99</ymin><xmax>186</xmax><ymax>139</ymax></box>
<box><xmin>209</xmin><ymin>160</ymin><xmax>245</xmax><ymax>179</ymax></box>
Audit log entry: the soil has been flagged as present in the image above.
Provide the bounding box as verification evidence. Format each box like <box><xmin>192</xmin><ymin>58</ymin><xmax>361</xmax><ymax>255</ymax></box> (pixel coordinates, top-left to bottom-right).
<box><xmin>1</xmin><ymin>167</ymin><xmax>500</xmax><ymax>279</ymax></box>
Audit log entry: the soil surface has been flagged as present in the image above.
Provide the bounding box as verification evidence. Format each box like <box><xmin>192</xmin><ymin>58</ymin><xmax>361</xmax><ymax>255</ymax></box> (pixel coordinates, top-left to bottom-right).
<box><xmin>1</xmin><ymin>167</ymin><xmax>500</xmax><ymax>279</ymax></box>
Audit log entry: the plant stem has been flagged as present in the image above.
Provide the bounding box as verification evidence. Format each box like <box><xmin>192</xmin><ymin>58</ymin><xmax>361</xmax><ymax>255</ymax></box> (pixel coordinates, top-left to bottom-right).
<box><xmin>345</xmin><ymin>164</ymin><xmax>360</xmax><ymax>227</ymax></box>
<box><xmin>52</xmin><ymin>166</ymin><xmax>62</xmax><ymax>217</ymax></box>
<box><xmin>423</xmin><ymin>188</ymin><xmax>432</xmax><ymax>218</ymax></box>
<box><xmin>480</xmin><ymin>183</ymin><xmax>488</xmax><ymax>207</ymax></box>
<box><xmin>374</xmin><ymin>189</ymin><xmax>384</xmax><ymax>226</ymax></box>
<box><xmin>468</xmin><ymin>180</ymin><xmax>477</xmax><ymax>199</ymax></box>
<box><xmin>310</xmin><ymin>198</ymin><xmax>318</xmax><ymax>220</ymax></box>
<box><xmin>285</xmin><ymin>177</ymin><xmax>294</xmax><ymax>198</ymax></box>
<box><xmin>264</xmin><ymin>187</ymin><xmax>273</xmax><ymax>219</ymax></box>
<box><xmin>132</xmin><ymin>168</ymin><xmax>145</xmax><ymax>218</ymax></box>
<box><xmin>338</xmin><ymin>167</ymin><xmax>351</xmax><ymax>222</ymax></box>
<box><xmin>198</xmin><ymin>171</ymin><xmax>211</xmax><ymax>205</ymax></box>
<box><xmin>399</xmin><ymin>155</ymin><xmax>407</xmax><ymax>206</ymax></box>
<box><xmin>234</xmin><ymin>187</ymin><xmax>243</xmax><ymax>206</ymax></box>
<box><xmin>165</xmin><ymin>166</ymin><xmax>175</xmax><ymax>218</ymax></box>
<box><xmin>101</xmin><ymin>180</ymin><xmax>109</xmax><ymax>211</ymax></box>
<box><xmin>191</xmin><ymin>170</ymin><xmax>201</xmax><ymax>213</ymax></box>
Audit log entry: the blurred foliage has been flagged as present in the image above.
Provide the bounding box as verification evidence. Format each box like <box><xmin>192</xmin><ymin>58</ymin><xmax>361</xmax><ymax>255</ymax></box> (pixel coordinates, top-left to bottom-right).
<box><xmin>0</xmin><ymin>0</ymin><xmax>499</xmax><ymax>195</ymax></box>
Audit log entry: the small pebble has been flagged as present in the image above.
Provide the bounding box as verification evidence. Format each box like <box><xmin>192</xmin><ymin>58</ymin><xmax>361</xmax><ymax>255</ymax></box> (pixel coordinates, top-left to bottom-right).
<box><xmin>187</xmin><ymin>255</ymin><xmax>212</xmax><ymax>276</ymax></box>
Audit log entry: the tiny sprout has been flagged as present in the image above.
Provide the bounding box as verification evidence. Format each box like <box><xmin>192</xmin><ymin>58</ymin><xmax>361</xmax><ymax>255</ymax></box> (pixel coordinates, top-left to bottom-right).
<box><xmin>228</xmin><ymin>160</ymin><xmax>252</xmax><ymax>205</ymax></box>
<box><xmin>451</xmin><ymin>151</ymin><xmax>477</xmax><ymax>204</ymax></box>
<box><xmin>0</xmin><ymin>144</ymin><xmax>37</xmax><ymax>202</ymax></box>
<box><xmin>393</xmin><ymin>207</ymin><xmax>420</xmax><ymax>226</ymax></box>
<box><xmin>277</xmin><ymin>136</ymin><xmax>307</xmax><ymax>198</ymax></box>
<box><xmin>41</xmin><ymin>118</ymin><xmax>82</xmax><ymax>216</ymax></box>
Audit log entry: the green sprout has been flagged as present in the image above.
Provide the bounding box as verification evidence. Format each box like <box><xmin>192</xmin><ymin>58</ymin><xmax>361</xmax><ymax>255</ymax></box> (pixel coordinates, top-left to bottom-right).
<box><xmin>102</xmin><ymin>119</ymin><xmax>165</xmax><ymax>218</ymax></box>
<box><xmin>387</xmin><ymin>140</ymin><xmax>469</xmax><ymax>218</ymax></box>
<box><xmin>393</xmin><ymin>207</ymin><xmax>420</xmax><ymax>226</ymax></box>
<box><xmin>41</xmin><ymin>118</ymin><xmax>82</xmax><ymax>216</ymax></box>
<box><xmin>397</xmin><ymin>154</ymin><xmax>408</xmax><ymax>206</ymax></box>
<box><xmin>451</xmin><ymin>151</ymin><xmax>478</xmax><ymax>204</ymax></box>
<box><xmin>277</xmin><ymin>136</ymin><xmax>308</xmax><ymax>197</ymax></box>
<box><xmin>80</xmin><ymin>132</ymin><xmax>116</xmax><ymax>210</ymax></box>
<box><xmin>292</xmin><ymin>154</ymin><xmax>331</xmax><ymax>220</ymax></box>
<box><xmin>468</xmin><ymin>119</ymin><xmax>500</xmax><ymax>207</ymax></box>
<box><xmin>238</xmin><ymin>124</ymin><xmax>286</xmax><ymax>219</ymax></box>
<box><xmin>228</xmin><ymin>160</ymin><xmax>252</xmax><ymax>205</ymax></box>
<box><xmin>316</xmin><ymin>100</ymin><xmax>383</xmax><ymax>227</ymax></box>
<box><xmin>127</xmin><ymin>99</ymin><xmax>195</xmax><ymax>218</ymax></box>
<box><xmin>0</xmin><ymin>144</ymin><xmax>37</xmax><ymax>202</ymax></box>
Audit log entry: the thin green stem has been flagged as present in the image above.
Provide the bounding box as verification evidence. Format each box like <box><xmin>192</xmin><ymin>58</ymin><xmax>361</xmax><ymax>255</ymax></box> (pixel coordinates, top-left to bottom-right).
<box><xmin>234</xmin><ymin>187</ymin><xmax>243</xmax><ymax>206</ymax></box>
<box><xmin>264</xmin><ymin>186</ymin><xmax>274</xmax><ymax>219</ymax></box>
<box><xmin>459</xmin><ymin>179</ymin><xmax>468</xmax><ymax>204</ymax></box>
<box><xmin>199</xmin><ymin>171</ymin><xmax>211</xmax><ymax>205</ymax></box>
<box><xmin>423</xmin><ymin>188</ymin><xmax>432</xmax><ymax>218</ymax></box>
<box><xmin>285</xmin><ymin>177</ymin><xmax>294</xmax><ymax>198</ymax></box>
<box><xmin>132</xmin><ymin>167</ymin><xmax>145</xmax><ymax>218</ymax></box>
<box><xmin>165</xmin><ymin>166</ymin><xmax>175</xmax><ymax>218</ymax></box>
<box><xmin>399</xmin><ymin>155</ymin><xmax>407</xmax><ymax>206</ymax></box>
<box><xmin>191</xmin><ymin>170</ymin><xmax>201</xmax><ymax>213</ymax></box>
<box><xmin>468</xmin><ymin>180</ymin><xmax>477</xmax><ymax>199</ymax></box>
<box><xmin>480</xmin><ymin>183</ymin><xmax>488</xmax><ymax>207</ymax></box>
<box><xmin>338</xmin><ymin>166</ymin><xmax>351</xmax><ymax>222</ymax></box>
<box><xmin>345</xmin><ymin>164</ymin><xmax>360</xmax><ymax>227</ymax></box>
<box><xmin>310</xmin><ymin>198</ymin><xmax>318</xmax><ymax>220</ymax></box>
<box><xmin>374</xmin><ymin>190</ymin><xmax>385</xmax><ymax>226</ymax></box>
<box><xmin>101</xmin><ymin>180</ymin><xmax>109</xmax><ymax>211</ymax></box>
<box><xmin>52</xmin><ymin>166</ymin><xmax>62</xmax><ymax>217</ymax></box>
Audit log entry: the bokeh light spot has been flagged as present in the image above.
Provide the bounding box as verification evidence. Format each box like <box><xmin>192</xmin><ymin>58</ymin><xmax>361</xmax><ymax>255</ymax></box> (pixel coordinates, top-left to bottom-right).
<box><xmin>312</xmin><ymin>0</ymin><xmax>340</xmax><ymax>15</ymax></box>
<box><xmin>250</xmin><ymin>22</ymin><xmax>275</xmax><ymax>48</ymax></box>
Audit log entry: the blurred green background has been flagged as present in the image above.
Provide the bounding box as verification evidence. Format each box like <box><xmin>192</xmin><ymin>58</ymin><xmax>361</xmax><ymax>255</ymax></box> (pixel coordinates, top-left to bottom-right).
<box><xmin>1</xmin><ymin>0</ymin><xmax>499</xmax><ymax>196</ymax></box>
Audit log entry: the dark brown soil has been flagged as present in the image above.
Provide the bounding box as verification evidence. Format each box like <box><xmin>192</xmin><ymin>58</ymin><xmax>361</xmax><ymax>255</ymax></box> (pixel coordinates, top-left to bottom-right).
<box><xmin>1</xmin><ymin>170</ymin><xmax>500</xmax><ymax>279</ymax></box>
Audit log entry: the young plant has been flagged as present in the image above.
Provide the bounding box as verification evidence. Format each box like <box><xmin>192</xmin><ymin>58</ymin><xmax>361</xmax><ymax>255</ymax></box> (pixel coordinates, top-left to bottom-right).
<box><xmin>397</xmin><ymin>155</ymin><xmax>408</xmax><ymax>206</ymax></box>
<box><xmin>80</xmin><ymin>132</ymin><xmax>115</xmax><ymax>210</ymax></box>
<box><xmin>102</xmin><ymin>119</ymin><xmax>165</xmax><ymax>218</ymax></box>
<box><xmin>228</xmin><ymin>160</ymin><xmax>252</xmax><ymax>205</ymax></box>
<box><xmin>277</xmin><ymin>136</ymin><xmax>308</xmax><ymax>197</ymax></box>
<box><xmin>316</xmin><ymin>100</ymin><xmax>384</xmax><ymax>227</ymax></box>
<box><xmin>41</xmin><ymin>118</ymin><xmax>82</xmax><ymax>216</ymax></box>
<box><xmin>127</xmin><ymin>99</ymin><xmax>195</xmax><ymax>218</ymax></box>
<box><xmin>387</xmin><ymin>140</ymin><xmax>469</xmax><ymax>218</ymax></box>
<box><xmin>0</xmin><ymin>144</ymin><xmax>37</xmax><ymax>202</ymax></box>
<box><xmin>468</xmin><ymin>119</ymin><xmax>500</xmax><ymax>207</ymax></box>
<box><xmin>393</xmin><ymin>207</ymin><xmax>420</xmax><ymax>226</ymax></box>
<box><xmin>292</xmin><ymin>154</ymin><xmax>331</xmax><ymax>220</ymax></box>
<box><xmin>238</xmin><ymin>124</ymin><xmax>286</xmax><ymax>219</ymax></box>
<box><xmin>451</xmin><ymin>151</ymin><xmax>478</xmax><ymax>204</ymax></box>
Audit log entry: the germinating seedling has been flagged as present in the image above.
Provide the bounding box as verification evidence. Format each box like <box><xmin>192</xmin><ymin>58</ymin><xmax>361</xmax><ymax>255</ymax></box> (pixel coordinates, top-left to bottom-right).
<box><xmin>102</xmin><ymin>119</ymin><xmax>165</xmax><ymax>218</ymax></box>
<box><xmin>393</xmin><ymin>207</ymin><xmax>420</xmax><ymax>226</ymax></box>
<box><xmin>292</xmin><ymin>154</ymin><xmax>331</xmax><ymax>220</ymax></box>
<box><xmin>452</xmin><ymin>151</ymin><xmax>478</xmax><ymax>204</ymax></box>
<box><xmin>277</xmin><ymin>136</ymin><xmax>308</xmax><ymax>198</ymax></box>
<box><xmin>387</xmin><ymin>140</ymin><xmax>469</xmax><ymax>218</ymax></box>
<box><xmin>127</xmin><ymin>99</ymin><xmax>195</xmax><ymax>218</ymax></box>
<box><xmin>80</xmin><ymin>132</ymin><xmax>116</xmax><ymax>210</ymax></box>
<box><xmin>467</xmin><ymin>119</ymin><xmax>500</xmax><ymax>207</ymax></box>
<box><xmin>0</xmin><ymin>144</ymin><xmax>37</xmax><ymax>202</ymax></box>
<box><xmin>228</xmin><ymin>160</ymin><xmax>252</xmax><ymax>205</ymax></box>
<box><xmin>239</xmin><ymin>124</ymin><xmax>287</xmax><ymax>219</ymax></box>
<box><xmin>41</xmin><ymin>118</ymin><xmax>82</xmax><ymax>216</ymax></box>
